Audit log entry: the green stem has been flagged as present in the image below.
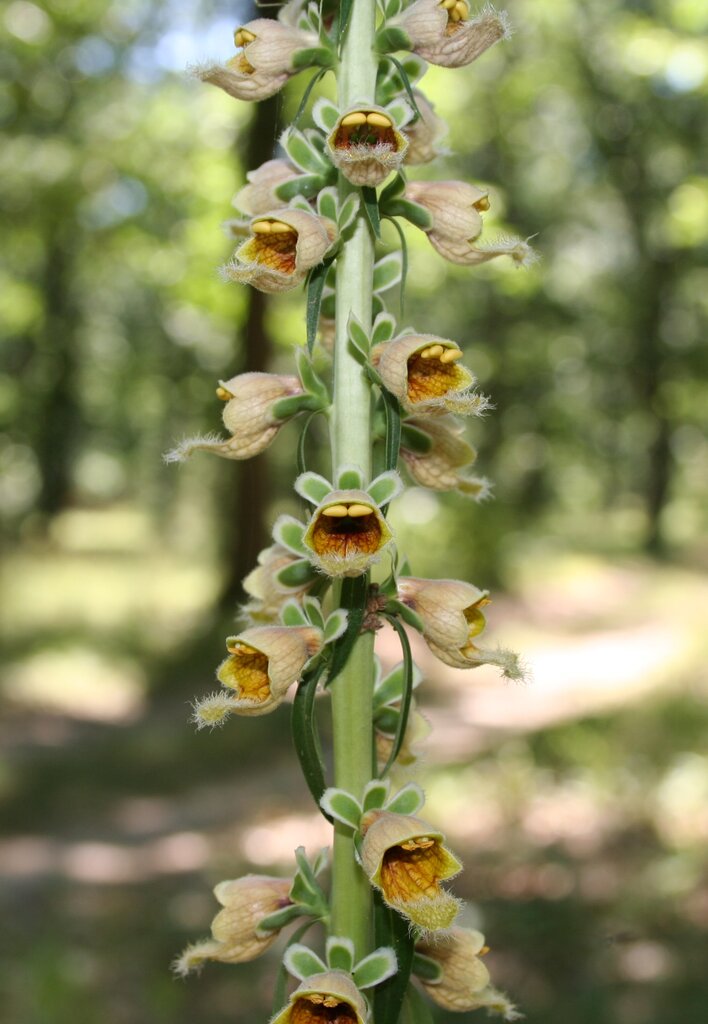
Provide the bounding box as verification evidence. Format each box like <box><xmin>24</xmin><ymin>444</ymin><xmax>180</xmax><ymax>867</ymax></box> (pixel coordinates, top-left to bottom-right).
<box><xmin>330</xmin><ymin>0</ymin><xmax>378</xmax><ymax>959</ymax></box>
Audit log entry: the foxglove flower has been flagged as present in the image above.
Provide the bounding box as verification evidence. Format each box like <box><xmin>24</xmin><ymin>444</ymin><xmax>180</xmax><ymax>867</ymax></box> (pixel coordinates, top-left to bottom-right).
<box><xmin>242</xmin><ymin>544</ymin><xmax>313</xmax><ymax>624</ymax></box>
<box><xmin>416</xmin><ymin>927</ymin><xmax>521</xmax><ymax>1018</ymax></box>
<box><xmin>303</xmin><ymin>489</ymin><xmax>394</xmax><ymax>577</ymax></box>
<box><xmin>233</xmin><ymin>159</ymin><xmax>299</xmax><ymax>216</ymax></box>
<box><xmin>371</xmin><ymin>334</ymin><xmax>490</xmax><ymax>416</ymax></box>
<box><xmin>375</xmin><ymin>703</ymin><xmax>431</xmax><ymax>771</ymax></box>
<box><xmin>401</xmin><ymin>416</ymin><xmax>491</xmax><ymax>498</ymax></box>
<box><xmin>164</xmin><ymin>373</ymin><xmax>304</xmax><ymax>463</ymax></box>
<box><xmin>360</xmin><ymin>810</ymin><xmax>462</xmax><ymax>931</ymax></box>
<box><xmin>272</xmin><ymin>971</ymin><xmax>368</xmax><ymax>1024</ymax></box>
<box><xmin>174</xmin><ymin>874</ymin><xmax>292</xmax><ymax>974</ymax></box>
<box><xmin>392</xmin><ymin>1</ymin><xmax>510</xmax><ymax>70</ymax></box>
<box><xmin>327</xmin><ymin>106</ymin><xmax>408</xmax><ymax>186</ymax></box>
<box><xmin>216</xmin><ymin>624</ymin><xmax>323</xmax><ymax>715</ymax></box>
<box><xmin>404</xmin><ymin>91</ymin><xmax>448</xmax><ymax>165</ymax></box>
<box><xmin>405</xmin><ymin>180</ymin><xmax>488</xmax><ymax>264</ymax></box>
<box><xmin>222</xmin><ymin>209</ymin><xmax>337</xmax><ymax>293</ymax></box>
<box><xmin>194</xmin><ymin>19</ymin><xmax>317</xmax><ymax>102</ymax></box>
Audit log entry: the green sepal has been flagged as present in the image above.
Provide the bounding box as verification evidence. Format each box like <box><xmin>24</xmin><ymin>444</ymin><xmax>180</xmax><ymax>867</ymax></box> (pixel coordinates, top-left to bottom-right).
<box><xmin>411</xmin><ymin>953</ymin><xmax>444</xmax><ymax>984</ymax></box>
<box><xmin>291</xmin><ymin>45</ymin><xmax>334</xmax><ymax>70</ymax></box>
<box><xmin>369</xmin><ymin>470</ymin><xmax>402</xmax><ymax>507</ymax></box>
<box><xmin>373</xmin><ymin>251</ymin><xmax>403</xmax><ymax>293</ymax></box>
<box><xmin>320</xmin><ymin>787</ymin><xmax>362</xmax><ymax>830</ymax></box>
<box><xmin>337</xmin><ymin>192</ymin><xmax>360</xmax><ymax>234</ymax></box>
<box><xmin>295</xmin><ymin>347</ymin><xmax>330</xmax><ymax>406</ymax></box>
<box><xmin>348</xmin><ymin>312</ymin><xmax>371</xmax><ymax>357</ymax></box>
<box><xmin>276</xmin><ymin>559</ymin><xmax>317</xmax><ymax>588</ymax></box>
<box><xmin>381</xmin><ymin>389</ymin><xmax>402</xmax><ymax>480</ymax></box>
<box><xmin>385</xmin><ymin>199</ymin><xmax>434</xmax><ymax>231</ymax></box>
<box><xmin>306</xmin><ymin>256</ymin><xmax>336</xmax><ymax>354</ymax></box>
<box><xmin>362</xmin><ymin>185</ymin><xmax>381</xmax><ymax>240</ymax></box>
<box><xmin>336</xmin><ymin>465</ymin><xmax>365</xmax><ymax>489</ymax></box>
<box><xmin>272</xmin><ymin>922</ymin><xmax>316</xmax><ymax>1016</ymax></box>
<box><xmin>400</xmin><ymin>423</ymin><xmax>433</xmax><ymax>454</ymax></box>
<box><xmin>317</xmin><ymin>186</ymin><xmax>339</xmax><ymax>223</ymax></box>
<box><xmin>257</xmin><ymin>902</ymin><xmax>304</xmax><ymax>934</ymax></box>
<box><xmin>303</xmin><ymin>595</ymin><xmax>326</xmax><ymax>630</ymax></box>
<box><xmin>273</xmin><ymin>515</ymin><xmax>308</xmax><ymax>557</ymax></box>
<box><xmin>375</xmin><ymin>707</ymin><xmax>400</xmax><ymax>735</ymax></box>
<box><xmin>294</xmin><ymin>845</ymin><xmax>323</xmax><ymax>895</ymax></box>
<box><xmin>384</xmin><ymin>0</ymin><xmax>404</xmax><ymax>17</ymax></box>
<box><xmin>325</xmin><ymin>575</ymin><xmax>369</xmax><ymax>687</ymax></box>
<box><xmin>313</xmin><ymin>96</ymin><xmax>340</xmax><ymax>133</ymax></box>
<box><xmin>295</xmin><ymin>471</ymin><xmax>334</xmax><ymax>505</ymax></box>
<box><xmin>326</xmin><ymin>936</ymin><xmax>355</xmax><ymax>973</ymax></box>
<box><xmin>380</xmin><ymin>173</ymin><xmax>406</xmax><ymax>206</ymax></box>
<box><xmin>292</xmin><ymin>664</ymin><xmax>331</xmax><ymax>821</ymax></box>
<box><xmin>354</xmin><ymin>948</ymin><xmax>399</xmax><ymax>989</ymax></box>
<box><xmin>324</xmin><ymin>609</ymin><xmax>348</xmax><ymax>644</ymax></box>
<box><xmin>284</xmin><ymin>944</ymin><xmax>328</xmax><ymax>981</ymax></box>
<box><xmin>372</xmin><ymin>311</ymin><xmax>397</xmax><ymax>346</ymax></box>
<box><xmin>271</xmin><ymin>393</ymin><xmax>324</xmax><ymax>419</ymax></box>
<box><xmin>386</xmin><ymin>598</ymin><xmax>424</xmax><ymax>634</ymax></box>
<box><xmin>362</xmin><ymin>779</ymin><xmax>390</xmax><ymax>813</ymax></box>
<box><xmin>374</xmin><ymin>660</ymin><xmax>423</xmax><ymax>711</ymax></box>
<box><xmin>386</xmin><ymin>782</ymin><xmax>425</xmax><ymax>816</ymax></box>
<box><xmin>375</xmin><ymin>26</ymin><xmax>412</xmax><ymax>54</ymax></box>
<box><xmin>275</xmin><ymin>174</ymin><xmax>328</xmax><ymax>203</ymax></box>
<box><xmin>281</xmin><ymin>600</ymin><xmax>309</xmax><ymax>627</ymax></box>
<box><xmin>283</xmin><ymin>128</ymin><xmax>330</xmax><ymax>175</ymax></box>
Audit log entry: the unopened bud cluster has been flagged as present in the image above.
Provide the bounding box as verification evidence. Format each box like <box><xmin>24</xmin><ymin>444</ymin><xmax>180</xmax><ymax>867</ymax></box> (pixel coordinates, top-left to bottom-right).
<box><xmin>170</xmin><ymin>2</ymin><xmax>532</xmax><ymax>1021</ymax></box>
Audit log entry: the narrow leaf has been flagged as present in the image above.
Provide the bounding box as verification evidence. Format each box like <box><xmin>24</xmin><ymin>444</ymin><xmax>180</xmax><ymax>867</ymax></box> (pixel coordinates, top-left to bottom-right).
<box><xmin>284</xmin><ymin>944</ymin><xmax>328</xmax><ymax>981</ymax></box>
<box><xmin>401</xmin><ymin>983</ymin><xmax>436</xmax><ymax>1024</ymax></box>
<box><xmin>326</xmin><ymin>937</ymin><xmax>355</xmax><ymax>973</ymax></box>
<box><xmin>293</xmin><ymin>68</ymin><xmax>328</xmax><ymax>126</ymax></box>
<box><xmin>306</xmin><ymin>257</ymin><xmax>335</xmax><ymax>354</ymax></box>
<box><xmin>381</xmin><ymin>390</ymin><xmax>402</xmax><ymax>478</ymax></box>
<box><xmin>384</xmin><ymin>217</ymin><xmax>408</xmax><ymax>316</ymax></box>
<box><xmin>320</xmin><ymin>788</ymin><xmax>362</xmax><ymax>830</ymax></box>
<box><xmin>292</xmin><ymin>665</ymin><xmax>331</xmax><ymax>820</ymax></box>
<box><xmin>380</xmin><ymin>614</ymin><xmax>415</xmax><ymax>778</ymax></box>
<box><xmin>373</xmin><ymin>895</ymin><xmax>415</xmax><ymax>1024</ymax></box>
<box><xmin>385</xmin><ymin>782</ymin><xmax>425</xmax><ymax>817</ymax></box>
<box><xmin>383</xmin><ymin>56</ymin><xmax>422</xmax><ymax>118</ymax></box>
<box><xmin>362</xmin><ymin>185</ymin><xmax>381</xmax><ymax>240</ymax></box>
<box><xmin>325</xmin><ymin>575</ymin><xmax>368</xmax><ymax>687</ymax></box>
<box><xmin>295</xmin><ymin>471</ymin><xmax>333</xmax><ymax>505</ymax></box>
<box><xmin>338</xmin><ymin>0</ymin><xmax>354</xmax><ymax>42</ymax></box>
<box><xmin>297</xmin><ymin>410</ymin><xmax>322</xmax><ymax>478</ymax></box>
<box><xmin>354</xmin><ymin>949</ymin><xmax>398</xmax><ymax>989</ymax></box>
<box><xmin>385</xmin><ymin>99</ymin><xmax>414</xmax><ymax>129</ymax></box>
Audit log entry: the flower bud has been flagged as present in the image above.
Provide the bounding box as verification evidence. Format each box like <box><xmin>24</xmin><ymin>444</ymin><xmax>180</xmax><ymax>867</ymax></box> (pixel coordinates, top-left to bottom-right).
<box><xmin>272</xmin><ymin>971</ymin><xmax>368</xmax><ymax>1024</ymax></box>
<box><xmin>222</xmin><ymin>209</ymin><xmax>337</xmax><ymax>293</ymax></box>
<box><xmin>233</xmin><ymin>19</ymin><xmax>317</xmax><ymax>76</ymax></box>
<box><xmin>376</xmin><ymin>703</ymin><xmax>431</xmax><ymax>772</ymax></box>
<box><xmin>302</xmin><ymin>489</ymin><xmax>394</xmax><ymax>578</ymax></box>
<box><xmin>242</xmin><ymin>543</ymin><xmax>313</xmax><ymax>623</ymax></box>
<box><xmin>403</xmin><ymin>91</ymin><xmax>448</xmax><ymax>165</ymax></box>
<box><xmin>405</xmin><ymin>180</ymin><xmax>489</xmax><ymax>264</ymax></box>
<box><xmin>371</xmin><ymin>334</ymin><xmax>490</xmax><ymax>416</ymax></box>
<box><xmin>234</xmin><ymin>159</ymin><xmax>299</xmax><ymax>216</ymax></box>
<box><xmin>397</xmin><ymin>576</ymin><xmax>490</xmax><ymax>652</ymax></box>
<box><xmin>360</xmin><ymin>810</ymin><xmax>462</xmax><ymax>931</ymax></box>
<box><xmin>216</xmin><ymin>624</ymin><xmax>324</xmax><ymax>715</ymax></box>
<box><xmin>163</xmin><ymin>373</ymin><xmax>304</xmax><ymax>463</ymax></box>
<box><xmin>392</xmin><ymin>1</ymin><xmax>510</xmax><ymax>70</ymax></box>
<box><xmin>327</xmin><ymin>106</ymin><xmax>408</xmax><ymax>186</ymax></box>
<box><xmin>401</xmin><ymin>416</ymin><xmax>491</xmax><ymax>498</ymax></box>
<box><xmin>416</xmin><ymin>927</ymin><xmax>491</xmax><ymax>1010</ymax></box>
<box><xmin>173</xmin><ymin>874</ymin><xmax>292</xmax><ymax>974</ymax></box>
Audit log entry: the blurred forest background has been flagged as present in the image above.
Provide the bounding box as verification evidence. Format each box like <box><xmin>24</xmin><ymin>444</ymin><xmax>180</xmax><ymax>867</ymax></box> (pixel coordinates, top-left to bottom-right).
<box><xmin>1</xmin><ymin>0</ymin><xmax>708</xmax><ymax>1022</ymax></box>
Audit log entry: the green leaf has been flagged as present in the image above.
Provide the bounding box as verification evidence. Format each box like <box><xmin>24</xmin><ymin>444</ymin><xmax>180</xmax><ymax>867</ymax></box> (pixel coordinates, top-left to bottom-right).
<box><xmin>373</xmin><ymin>895</ymin><xmax>415</xmax><ymax>1024</ymax></box>
<box><xmin>296</xmin><ymin>347</ymin><xmax>330</xmax><ymax>405</ymax></box>
<box><xmin>293</xmin><ymin>68</ymin><xmax>329</xmax><ymax>127</ymax></box>
<box><xmin>276</xmin><ymin>558</ymin><xmax>317</xmax><ymax>589</ymax></box>
<box><xmin>347</xmin><ymin>312</ymin><xmax>370</xmax><ymax>357</ymax></box>
<box><xmin>291</xmin><ymin>664</ymin><xmax>331</xmax><ymax>820</ymax></box>
<box><xmin>282</xmin><ymin>599</ymin><xmax>309</xmax><ymax>627</ymax></box>
<box><xmin>284</xmin><ymin>944</ymin><xmax>328</xmax><ymax>980</ymax></box>
<box><xmin>373</xmin><ymin>662</ymin><xmax>406</xmax><ymax>709</ymax></box>
<box><xmin>325</xmin><ymin>575</ymin><xmax>368</xmax><ymax>687</ymax></box>
<box><xmin>271</xmin><ymin>393</ymin><xmax>323</xmax><ymax>419</ymax></box>
<box><xmin>386</xmin><ymin>782</ymin><xmax>425</xmax><ymax>817</ymax></box>
<box><xmin>272</xmin><ymin>922</ymin><xmax>316</xmax><ymax>1015</ymax></box>
<box><xmin>338</xmin><ymin>0</ymin><xmax>354</xmax><ymax>42</ymax></box>
<box><xmin>375</xmin><ymin>707</ymin><xmax>400</xmax><ymax>736</ymax></box>
<box><xmin>385</xmin><ymin>0</ymin><xmax>404</xmax><ymax>16</ymax></box>
<box><xmin>382</xmin><ymin>56</ymin><xmax>423</xmax><ymax>119</ymax></box>
<box><xmin>381</xmin><ymin>390</ymin><xmax>402</xmax><ymax>479</ymax></box>
<box><xmin>354</xmin><ymin>949</ymin><xmax>398</xmax><ymax>989</ymax></box>
<box><xmin>375</xmin><ymin>26</ymin><xmax>412</xmax><ymax>54</ymax></box>
<box><xmin>401</xmin><ymin>983</ymin><xmax>436</xmax><ymax>1024</ymax></box>
<box><xmin>386</xmin><ymin>598</ymin><xmax>424</xmax><ymax>634</ymax></box>
<box><xmin>373</xmin><ymin>252</ymin><xmax>403</xmax><ymax>294</ymax></box>
<box><xmin>363</xmin><ymin>779</ymin><xmax>390</xmax><ymax>813</ymax></box>
<box><xmin>257</xmin><ymin>902</ymin><xmax>303</xmax><ymax>934</ymax></box>
<box><xmin>297</xmin><ymin>410</ymin><xmax>323</xmax><ymax>478</ymax></box>
<box><xmin>291</xmin><ymin>45</ymin><xmax>334</xmax><ymax>70</ymax></box>
<box><xmin>326</xmin><ymin>936</ymin><xmax>355</xmax><ymax>973</ymax></box>
<box><xmin>369</xmin><ymin>471</ymin><xmax>402</xmax><ymax>507</ymax></box>
<box><xmin>324</xmin><ymin>609</ymin><xmax>348</xmax><ymax>643</ymax></box>
<box><xmin>275</xmin><ymin>173</ymin><xmax>327</xmax><ymax>203</ymax></box>
<box><xmin>317</xmin><ymin>186</ymin><xmax>339</xmax><ymax>223</ymax></box>
<box><xmin>380</xmin><ymin>173</ymin><xmax>407</xmax><ymax>206</ymax></box>
<box><xmin>283</xmin><ymin>129</ymin><xmax>330</xmax><ymax>175</ymax></box>
<box><xmin>312</xmin><ymin>97</ymin><xmax>340</xmax><ymax>133</ymax></box>
<box><xmin>385</xmin><ymin>199</ymin><xmax>434</xmax><ymax>231</ymax></box>
<box><xmin>400</xmin><ymin>423</ymin><xmax>433</xmax><ymax>454</ymax></box>
<box><xmin>411</xmin><ymin>953</ymin><xmax>444</xmax><ymax>984</ymax></box>
<box><xmin>362</xmin><ymin>185</ymin><xmax>381</xmax><ymax>240</ymax></box>
<box><xmin>273</xmin><ymin>515</ymin><xmax>308</xmax><ymax>557</ymax></box>
<box><xmin>385</xmin><ymin>99</ymin><xmax>414</xmax><ymax>129</ymax></box>
<box><xmin>294</xmin><ymin>846</ymin><xmax>323</xmax><ymax>896</ymax></box>
<box><xmin>303</xmin><ymin>595</ymin><xmax>325</xmax><ymax>630</ymax></box>
<box><xmin>336</xmin><ymin>465</ymin><xmax>364</xmax><ymax>489</ymax></box>
<box><xmin>372</xmin><ymin>312</ymin><xmax>397</xmax><ymax>346</ymax></box>
<box><xmin>380</xmin><ymin>614</ymin><xmax>415</xmax><ymax>778</ymax></box>
<box><xmin>337</xmin><ymin>192</ymin><xmax>360</xmax><ymax>233</ymax></box>
<box><xmin>320</xmin><ymin>788</ymin><xmax>362</xmax><ymax>830</ymax></box>
<box><xmin>295</xmin><ymin>471</ymin><xmax>333</xmax><ymax>505</ymax></box>
<box><xmin>306</xmin><ymin>256</ymin><xmax>335</xmax><ymax>354</ymax></box>
<box><xmin>384</xmin><ymin>216</ymin><xmax>408</xmax><ymax>316</ymax></box>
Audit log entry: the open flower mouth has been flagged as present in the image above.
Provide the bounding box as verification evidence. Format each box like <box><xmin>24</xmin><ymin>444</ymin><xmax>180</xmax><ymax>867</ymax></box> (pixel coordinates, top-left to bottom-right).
<box><xmin>381</xmin><ymin>837</ymin><xmax>450</xmax><ymax>903</ymax></box>
<box><xmin>241</xmin><ymin>220</ymin><xmax>298</xmax><ymax>274</ymax></box>
<box><xmin>334</xmin><ymin>111</ymin><xmax>397</xmax><ymax>150</ymax></box>
<box><xmin>440</xmin><ymin>0</ymin><xmax>470</xmax><ymax>32</ymax></box>
<box><xmin>406</xmin><ymin>345</ymin><xmax>467</xmax><ymax>403</ymax></box>
<box><xmin>219</xmin><ymin>642</ymin><xmax>271</xmax><ymax>702</ymax></box>
<box><xmin>310</xmin><ymin>503</ymin><xmax>382</xmax><ymax>559</ymax></box>
<box><xmin>291</xmin><ymin>996</ymin><xmax>357</xmax><ymax>1024</ymax></box>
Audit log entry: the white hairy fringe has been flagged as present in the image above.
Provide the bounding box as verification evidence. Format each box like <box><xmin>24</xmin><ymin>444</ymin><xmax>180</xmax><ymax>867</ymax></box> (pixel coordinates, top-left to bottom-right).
<box><xmin>191</xmin><ymin>691</ymin><xmax>238</xmax><ymax>730</ymax></box>
<box><xmin>163</xmin><ymin>433</ymin><xmax>226</xmax><ymax>464</ymax></box>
